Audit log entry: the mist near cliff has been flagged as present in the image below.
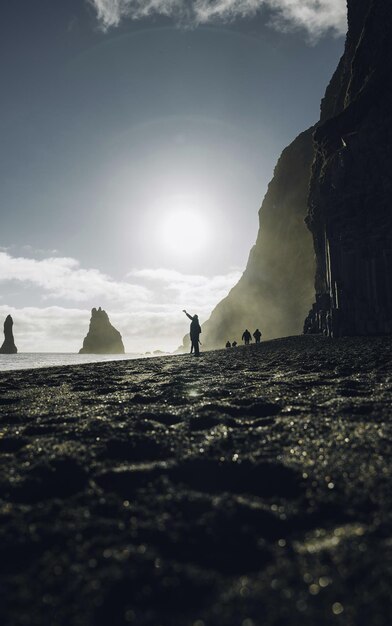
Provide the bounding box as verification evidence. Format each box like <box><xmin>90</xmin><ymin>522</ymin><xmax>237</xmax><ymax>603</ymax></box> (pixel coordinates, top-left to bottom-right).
<box><xmin>187</xmin><ymin>127</ymin><xmax>316</xmax><ymax>350</ymax></box>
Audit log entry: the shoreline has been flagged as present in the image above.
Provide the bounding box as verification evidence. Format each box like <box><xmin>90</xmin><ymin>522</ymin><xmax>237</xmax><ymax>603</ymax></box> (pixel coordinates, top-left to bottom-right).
<box><xmin>0</xmin><ymin>351</ymin><xmax>155</xmax><ymax>374</ymax></box>
<box><xmin>0</xmin><ymin>334</ymin><xmax>343</xmax><ymax>373</ymax></box>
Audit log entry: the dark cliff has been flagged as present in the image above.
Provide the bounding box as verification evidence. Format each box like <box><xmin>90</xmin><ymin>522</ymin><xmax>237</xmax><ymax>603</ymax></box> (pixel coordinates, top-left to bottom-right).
<box><xmin>79</xmin><ymin>308</ymin><xmax>125</xmax><ymax>354</ymax></box>
<box><xmin>306</xmin><ymin>0</ymin><xmax>392</xmax><ymax>336</ymax></box>
<box><xmin>200</xmin><ymin>127</ymin><xmax>316</xmax><ymax>348</ymax></box>
<box><xmin>0</xmin><ymin>315</ymin><xmax>18</xmax><ymax>354</ymax></box>
<box><xmin>204</xmin><ymin>0</ymin><xmax>391</xmax><ymax>346</ymax></box>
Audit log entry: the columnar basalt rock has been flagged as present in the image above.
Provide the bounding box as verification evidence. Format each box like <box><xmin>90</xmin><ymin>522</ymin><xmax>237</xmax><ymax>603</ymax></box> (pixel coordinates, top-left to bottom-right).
<box><xmin>199</xmin><ymin>128</ymin><xmax>316</xmax><ymax>349</ymax></box>
<box><xmin>79</xmin><ymin>308</ymin><xmax>125</xmax><ymax>354</ymax></box>
<box><xmin>305</xmin><ymin>0</ymin><xmax>392</xmax><ymax>336</ymax></box>
<box><xmin>0</xmin><ymin>315</ymin><xmax>18</xmax><ymax>354</ymax></box>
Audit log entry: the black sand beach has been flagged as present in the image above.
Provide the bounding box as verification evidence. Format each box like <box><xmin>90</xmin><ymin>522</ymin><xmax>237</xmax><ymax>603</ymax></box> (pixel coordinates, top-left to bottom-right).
<box><xmin>1</xmin><ymin>335</ymin><xmax>392</xmax><ymax>626</ymax></box>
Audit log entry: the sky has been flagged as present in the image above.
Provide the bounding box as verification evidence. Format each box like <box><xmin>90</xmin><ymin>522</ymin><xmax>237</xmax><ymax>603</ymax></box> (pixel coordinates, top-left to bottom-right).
<box><xmin>0</xmin><ymin>0</ymin><xmax>346</xmax><ymax>353</ymax></box>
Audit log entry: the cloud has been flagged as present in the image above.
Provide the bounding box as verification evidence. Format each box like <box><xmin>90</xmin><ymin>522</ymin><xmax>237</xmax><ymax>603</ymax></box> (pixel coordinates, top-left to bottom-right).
<box><xmin>0</xmin><ymin>250</ymin><xmax>242</xmax><ymax>352</ymax></box>
<box><xmin>129</xmin><ymin>267</ymin><xmax>242</xmax><ymax>314</ymax></box>
<box><xmin>89</xmin><ymin>0</ymin><xmax>347</xmax><ymax>38</ymax></box>
<box><xmin>267</xmin><ymin>0</ymin><xmax>347</xmax><ymax>40</ymax></box>
<box><xmin>0</xmin><ymin>251</ymin><xmax>149</xmax><ymax>305</ymax></box>
<box><xmin>20</xmin><ymin>244</ymin><xmax>59</xmax><ymax>256</ymax></box>
<box><xmin>0</xmin><ymin>305</ymin><xmax>91</xmax><ymax>353</ymax></box>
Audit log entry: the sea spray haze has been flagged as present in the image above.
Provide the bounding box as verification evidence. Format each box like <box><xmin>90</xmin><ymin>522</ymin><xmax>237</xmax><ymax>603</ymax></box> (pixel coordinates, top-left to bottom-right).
<box><xmin>197</xmin><ymin>127</ymin><xmax>316</xmax><ymax>349</ymax></box>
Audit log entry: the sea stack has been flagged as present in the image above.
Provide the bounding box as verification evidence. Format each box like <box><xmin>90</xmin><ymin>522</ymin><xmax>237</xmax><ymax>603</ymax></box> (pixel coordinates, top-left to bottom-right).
<box><xmin>79</xmin><ymin>307</ymin><xmax>125</xmax><ymax>354</ymax></box>
<box><xmin>0</xmin><ymin>315</ymin><xmax>18</xmax><ymax>354</ymax></box>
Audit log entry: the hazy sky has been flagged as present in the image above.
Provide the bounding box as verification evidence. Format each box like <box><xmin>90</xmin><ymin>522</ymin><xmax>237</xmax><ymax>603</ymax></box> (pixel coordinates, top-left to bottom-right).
<box><xmin>0</xmin><ymin>0</ymin><xmax>346</xmax><ymax>353</ymax></box>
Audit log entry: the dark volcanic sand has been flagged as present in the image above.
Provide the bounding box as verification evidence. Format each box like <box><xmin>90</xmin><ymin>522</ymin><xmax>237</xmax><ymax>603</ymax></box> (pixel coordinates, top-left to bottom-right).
<box><xmin>1</xmin><ymin>335</ymin><xmax>392</xmax><ymax>626</ymax></box>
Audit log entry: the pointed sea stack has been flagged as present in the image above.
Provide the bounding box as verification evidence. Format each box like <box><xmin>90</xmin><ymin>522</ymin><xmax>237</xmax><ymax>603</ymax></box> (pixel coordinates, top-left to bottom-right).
<box><xmin>0</xmin><ymin>315</ymin><xmax>18</xmax><ymax>354</ymax></box>
<box><xmin>79</xmin><ymin>307</ymin><xmax>125</xmax><ymax>354</ymax></box>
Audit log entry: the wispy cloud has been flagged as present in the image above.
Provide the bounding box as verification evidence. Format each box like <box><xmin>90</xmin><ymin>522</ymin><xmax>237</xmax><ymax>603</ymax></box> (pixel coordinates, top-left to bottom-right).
<box><xmin>130</xmin><ymin>267</ymin><xmax>242</xmax><ymax>311</ymax></box>
<box><xmin>267</xmin><ymin>0</ymin><xmax>347</xmax><ymax>40</ymax></box>
<box><xmin>131</xmin><ymin>267</ymin><xmax>240</xmax><ymax>286</ymax></box>
<box><xmin>0</xmin><ymin>251</ymin><xmax>241</xmax><ymax>352</ymax></box>
<box><xmin>89</xmin><ymin>0</ymin><xmax>347</xmax><ymax>39</ymax></box>
<box><xmin>0</xmin><ymin>251</ymin><xmax>149</xmax><ymax>305</ymax></box>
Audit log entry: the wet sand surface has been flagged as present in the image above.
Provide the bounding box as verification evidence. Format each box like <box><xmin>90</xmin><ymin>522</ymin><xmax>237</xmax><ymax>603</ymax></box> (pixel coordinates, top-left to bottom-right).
<box><xmin>1</xmin><ymin>335</ymin><xmax>392</xmax><ymax>626</ymax></box>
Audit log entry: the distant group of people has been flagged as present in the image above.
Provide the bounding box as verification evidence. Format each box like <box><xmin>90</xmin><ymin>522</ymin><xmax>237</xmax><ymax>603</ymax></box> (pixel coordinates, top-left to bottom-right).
<box><xmin>226</xmin><ymin>328</ymin><xmax>262</xmax><ymax>348</ymax></box>
<box><xmin>183</xmin><ymin>310</ymin><xmax>263</xmax><ymax>357</ymax></box>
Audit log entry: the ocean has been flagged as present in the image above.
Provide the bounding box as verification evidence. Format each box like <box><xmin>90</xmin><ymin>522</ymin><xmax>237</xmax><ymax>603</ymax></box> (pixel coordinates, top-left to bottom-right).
<box><xmin>0</xmin><ymin>353</ymin><xmax>145</xmax><ymax>372</ymax></box>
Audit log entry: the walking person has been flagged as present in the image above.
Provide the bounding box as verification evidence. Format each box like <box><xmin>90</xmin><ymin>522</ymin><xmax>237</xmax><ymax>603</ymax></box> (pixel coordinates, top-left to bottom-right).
<box><xmin>253</xmin><ymin>328</ymin><xmax>262</xmax><ymax>343</ymax></box>
<box><xmin>242</xmin><ymin>329</ymin><xmax>252</xmax><ymax>345</ymax></box>
<box><xmin>183</xmin><ymin>310</ymin><xmax>202</xmax><ymax>357</ymax></box>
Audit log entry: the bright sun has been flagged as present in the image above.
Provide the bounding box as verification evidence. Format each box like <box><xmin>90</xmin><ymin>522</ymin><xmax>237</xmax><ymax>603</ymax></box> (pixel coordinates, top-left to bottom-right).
<box><xmin>161</xmin><ymin>208</ymin><xmax>210</xmax><ymax>256</ymax></box>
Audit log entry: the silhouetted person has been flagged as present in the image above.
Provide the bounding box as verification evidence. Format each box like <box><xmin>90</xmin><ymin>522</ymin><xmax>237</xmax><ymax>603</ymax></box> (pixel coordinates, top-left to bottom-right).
<box><xmin>253</xmin><ymin>328</ymin><xmax>262</xmax><ymax>343</ymax></box>
<box><xmin>242</xmin><ymin>329</ymin><xmax>252</xmax><ymax>345</ymax></box>
<box><xmin>183</xmin><ymin>310</ymin><xmax>201</xmax><ymax>357</ymax></box>
<box><xmin>303</xmin><ymin>314</ymin><xmax>311</xmax><ymax>335</ymax></box>
<box><xmin>232</xmin><ymin>341</ymin><xmax>237</xmax><ymax>347</ymax></box>
<box><xmin>225</xmin><ymin>341</ymin><xmax>231</xmax><ymax>348</ymax></box>
<box><xmin>326</xmin><ymin>312</ymin><xmax>333</xmax><ymax>337</ymax></box>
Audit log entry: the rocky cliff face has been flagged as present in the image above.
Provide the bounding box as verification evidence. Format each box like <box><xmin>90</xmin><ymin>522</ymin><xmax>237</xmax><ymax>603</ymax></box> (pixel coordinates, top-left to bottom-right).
<box><xmin>306</xmin><ymin>0</ymin><xmax>392</xmax><ymax>336</ymax></box>
<box><xmin>204</xmin><ymin>0</ymin><xmax>391</xmax><ymax>346</ymax></box>
<box><xmin>200</xmin><ymin>127</ymin><xmax>316</xmax><ymax>348</ymax></box>
<box><xmin>0</xmin><ymin>315</ymin><xmax>18</xmax><ymax>354</ymax></box>
<box><xmin>79</xmin><ymin>308</ymin><xmax>125</xmax><ymax>354</ymax></box>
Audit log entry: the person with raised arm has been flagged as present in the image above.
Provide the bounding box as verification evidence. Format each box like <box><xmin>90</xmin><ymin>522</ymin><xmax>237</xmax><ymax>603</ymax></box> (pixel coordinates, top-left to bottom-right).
<box><xmin>183</xmin><ymin>310</ymin><xmax>201</xmax><ymax>357</ymax></box>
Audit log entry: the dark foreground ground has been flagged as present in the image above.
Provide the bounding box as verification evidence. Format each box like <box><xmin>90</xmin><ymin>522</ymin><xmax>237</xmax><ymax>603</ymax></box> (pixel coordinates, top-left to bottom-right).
<box><xmin>1</xmin><ymin>336</ymin><xmax>392</xmax><ymax>626</ymax></box>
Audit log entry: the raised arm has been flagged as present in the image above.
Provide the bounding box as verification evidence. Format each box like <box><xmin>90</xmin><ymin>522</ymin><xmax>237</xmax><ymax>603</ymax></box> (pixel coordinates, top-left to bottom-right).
<box><xmin>183</xmin><ymin>310</ymin><xmax>193</xmax><ymax>321</ymax></box>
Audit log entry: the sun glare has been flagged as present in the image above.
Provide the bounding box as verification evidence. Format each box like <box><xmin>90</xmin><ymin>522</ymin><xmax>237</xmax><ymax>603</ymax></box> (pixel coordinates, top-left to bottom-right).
<box><xmin>161</xmin><ymin>208</ymin><xmax>210</xmax><ymax>256</ymax></box>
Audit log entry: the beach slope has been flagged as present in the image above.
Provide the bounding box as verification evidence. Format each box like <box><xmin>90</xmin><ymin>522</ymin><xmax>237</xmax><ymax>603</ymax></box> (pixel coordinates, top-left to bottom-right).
<box><xmin>1</xmin><ymin>335</ymin><xmax>392</xmax><ymax>626</ymax></box>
